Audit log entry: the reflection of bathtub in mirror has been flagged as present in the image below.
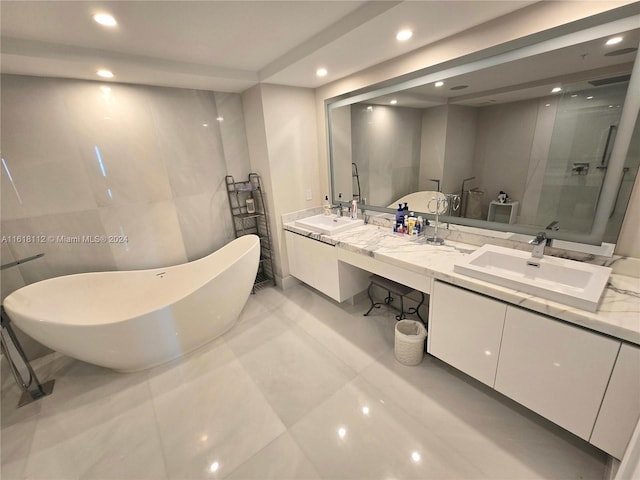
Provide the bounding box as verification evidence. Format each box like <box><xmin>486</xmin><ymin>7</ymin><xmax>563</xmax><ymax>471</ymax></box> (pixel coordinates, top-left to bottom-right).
<box><xmin>387</xmin><ymin>191</ymin><xmax>465</xmax><ymax>216</ymax></box>
<box><xmin>387</xmin><ymin>191</ymin><xmax>445</xmax><ymax>212</ymax></box>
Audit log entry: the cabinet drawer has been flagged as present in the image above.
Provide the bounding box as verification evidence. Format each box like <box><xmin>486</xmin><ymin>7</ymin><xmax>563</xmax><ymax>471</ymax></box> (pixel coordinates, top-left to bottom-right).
<box><xmin>429</xmin><ymin>281</ymin><xmax>507</xmax><ymax>387</ymax></box>
<box><xmin>284</xmin><ymin>231</ymin><xmax>368</xmax><ymax>302</ymax></box>
<box><xmin>495</xmin><ymin>306</ymin><xmax>619</xmax><ymax>440</ymax></box>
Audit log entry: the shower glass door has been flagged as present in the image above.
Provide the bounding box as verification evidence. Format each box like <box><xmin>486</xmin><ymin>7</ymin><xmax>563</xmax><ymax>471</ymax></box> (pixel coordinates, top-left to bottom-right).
<box><xmin>535</xmin><ymin>80</ymin><xmax>629</xmax><ymax>234</ymax></box>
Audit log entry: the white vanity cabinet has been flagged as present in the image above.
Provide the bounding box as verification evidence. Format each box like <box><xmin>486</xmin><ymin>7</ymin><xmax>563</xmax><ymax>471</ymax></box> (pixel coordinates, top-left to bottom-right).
<box><xmin>494</xmin><ymin>306</ymin><xmax>619</xmax><ymax>440</ymax></box>
<box><xmin>590</xmin><ymin>343</ymin><xmax>640</xmax><ymax>459</ymax></box>
<box><xmin>428</xmin><ymin>282</ymin><xmax>507</xmax><ymax>387</ymax></box>
<box><xmin>429</xmin><ymin>280</ymin><xmax>635</xmax><ymax>457</ymax></box>
<box><xmin>284</xmin><ymin>231</ymin><xmax>369</xmax><ymax>302</ymax></box>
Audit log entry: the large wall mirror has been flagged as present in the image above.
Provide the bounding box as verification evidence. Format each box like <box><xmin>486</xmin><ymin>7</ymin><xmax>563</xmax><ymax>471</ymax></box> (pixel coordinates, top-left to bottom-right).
<box><xmin>327</xmin><ymin>15</ymin><xmax>640</xmax><ymax>247</ymax></box>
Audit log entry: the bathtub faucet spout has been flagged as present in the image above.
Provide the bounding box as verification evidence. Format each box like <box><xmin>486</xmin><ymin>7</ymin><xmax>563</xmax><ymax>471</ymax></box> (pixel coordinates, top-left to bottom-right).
<box><xmin>0</xmin><ymin>306</ymin><xmax>55</xmax><ymax>407</ymax></box>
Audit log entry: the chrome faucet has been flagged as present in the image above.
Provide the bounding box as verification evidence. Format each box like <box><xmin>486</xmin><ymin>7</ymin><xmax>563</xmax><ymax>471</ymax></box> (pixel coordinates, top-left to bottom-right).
<box><xmin>546</xmin><ymin>220</ymin><xmax>560</xmax><ymax>231</ymax></box>
<box><xmin>336</xmin><ymin>193</ymin><xmax>344</xmax><ymax>216</ymax></box>
<box><xmin>529</xmin><ymin>232</ymin><xmax>547</xmax><ymax>259</ymax></box>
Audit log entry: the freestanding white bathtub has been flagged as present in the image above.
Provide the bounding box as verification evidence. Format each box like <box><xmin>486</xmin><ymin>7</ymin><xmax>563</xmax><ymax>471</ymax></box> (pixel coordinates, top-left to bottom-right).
<box><xmin>3</xmin><ymin>235</ymin><xmax>260</xmax><ymax>372</ymax></box>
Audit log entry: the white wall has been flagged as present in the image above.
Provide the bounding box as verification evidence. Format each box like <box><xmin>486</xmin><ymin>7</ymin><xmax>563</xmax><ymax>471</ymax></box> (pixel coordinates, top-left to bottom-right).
<box><xmin>472</xmin><ymin>99</ymin><xmax>538</xmax><ymax>218</ymax></box>
<box><xmin>351</xmin><ymin>104</ymin><xmax>422</xmax><ymax>207</ymax></box>
<box><xmin>443</xmin><ymin>105</ymin><xmax>478</xmax><ymax>196</ymax></box>
<box><xmin>330</xmin><ymin>106</ymin><xmax>353</xmax><ymax>200</ymax></box>
<box><xmin>1</xmin><ymin>74</ymin><xmax>252</xmax><ymax>358</ymax></box>
<box><xmin>242</xmin><ymin>84</ymin><xmax>319</xmax><ymax>282</ymax></box>
<box><xmin>418</xmin><ymin>105</ymin><xmax>477</xmax><ymax>197</ymax></box>
<box><xmin>418</xmin><ymin>106</ymin><xmax>447</xmax><ymax>192</ymax></box>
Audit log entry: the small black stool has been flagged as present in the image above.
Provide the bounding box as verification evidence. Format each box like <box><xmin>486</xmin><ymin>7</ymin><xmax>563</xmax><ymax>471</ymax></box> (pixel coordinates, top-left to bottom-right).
<box><xmin>363</xmin><ymin>274</ymin><xmax>425</xmax><ymax>322</ymax></box>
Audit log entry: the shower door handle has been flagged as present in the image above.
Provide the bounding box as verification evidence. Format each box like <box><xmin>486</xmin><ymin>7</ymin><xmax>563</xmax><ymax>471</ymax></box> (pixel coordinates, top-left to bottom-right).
<box><xmin>601</xmin><ymin>125</ymin><xmax>617</xmax><ymax>167</ymax></box>
<box><xmin>610</xmin><ymin>167</ymin><xmax>630</xmax><ymax>218</ymax></box>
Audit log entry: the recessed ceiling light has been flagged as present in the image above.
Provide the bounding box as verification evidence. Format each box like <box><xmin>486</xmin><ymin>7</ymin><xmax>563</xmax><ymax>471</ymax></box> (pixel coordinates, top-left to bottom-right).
<box><xmin>551</xmin><ymin>87</ymin><xmax>562</xmax><ymax>93</ymax></box>
<box><xmin>216</xmin><ymin>116</ymin><xmax>224</xmax><ymax>122</ymax></box>
<box><xmin>587</xmin><ymin>96</ymin><xmax>594</xmax><ymax>100</ymax></box>
<box><xmin>434</xmin><ymin>81</ymin><xmax>444</xmax><ymax>87</ymax></box>
<box><xmin>396</xmin><ymin>29</ymin><xmax>413</xmax><ymax>41</ymax></box>
<box><xmin>389</xmin><ymin>99</ymin><xmax>398</xmax><ymax>105</ymax></box>
<box><xmin>366</xmin><ymin>106</ymin><xmax>373</xmax><ymax>111</ymax></box>
<box><xmin>97</xmin><ymin>69</ymin><xmax>114</xmax><ymax>78</ymax></box>
<box><xmin>93</xmin><ymin>13</ymin><xmax>117</xmax><ymax>27</ymax></box>
<box><xmin>606</xmin><ymin>36</ymin><xmax>623</xmax><ymax>46</ymax></box>
<box><xmin>316</xmin><ymin>68</ymin><xmax>328</xmax><ymax>77</ymax></box>
<box><xmin>571</xmin><ymin>94</ymin><xmax>578</xmax><ymax>98</ymax></box>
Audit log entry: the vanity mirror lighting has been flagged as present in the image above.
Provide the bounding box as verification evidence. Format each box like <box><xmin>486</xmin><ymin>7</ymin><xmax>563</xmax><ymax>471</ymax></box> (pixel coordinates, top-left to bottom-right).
<box><xmin>327</xmin><ymin>10</ymin><xmax>640</xmax><ymax>249</ymax></box>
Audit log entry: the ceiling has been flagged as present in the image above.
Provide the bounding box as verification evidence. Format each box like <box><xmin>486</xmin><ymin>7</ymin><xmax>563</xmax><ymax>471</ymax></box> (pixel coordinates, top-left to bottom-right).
<box><xmin>365</xmin><ymin>28</ymin><xmax>640</xmax><ymax>108</ymax></box>
<box><xmin>0</xmin><ymin>0</ymin><xmax>537</xmax><ymax>93</ymax></box>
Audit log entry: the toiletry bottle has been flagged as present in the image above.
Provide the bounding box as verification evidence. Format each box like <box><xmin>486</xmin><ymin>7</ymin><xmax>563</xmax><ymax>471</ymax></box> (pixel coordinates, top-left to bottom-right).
<box><xmin>395</xmin><ymin>204</ymin><xmax>404</xmax><ymax>225</ymax></box>
<box><xmin>351</xmin><ymin>200</ymin><xmax>358</xmax><ymax>219</ymax></box>
<box><xmin>408</xmin><ymin>212</ymin><xmax>417</xmax><ymax>235</ymax></box>
<box><xmin>416</xmin><ymin>216</ymin><xmax>423</xmax><ymax>235</ymax></box>
<box><xmin>323</xmin><ymin>195</ymin><xmax>331</xmax><ymax>216</ymax></box>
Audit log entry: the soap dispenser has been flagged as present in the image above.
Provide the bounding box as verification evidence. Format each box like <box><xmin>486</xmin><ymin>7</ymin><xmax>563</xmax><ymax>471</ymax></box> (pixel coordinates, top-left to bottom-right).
<box><xmin>395</xmin><ymin>204</ymin><xmax>404</xmax><ymax>224</ymax></box>
<box><xmin>323</xmin><ymin>195</ymin><xmax>331</xmax><ymax>216</ymax></box>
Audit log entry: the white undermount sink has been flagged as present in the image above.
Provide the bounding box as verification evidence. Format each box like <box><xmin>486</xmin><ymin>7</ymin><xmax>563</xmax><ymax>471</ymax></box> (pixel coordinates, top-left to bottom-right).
<box><xmin>295</xmin><ymin>214</ymin><xmax>364</xmax><ymax>235</ymax></box>
<box><xmin>453</xmin><ymin>244</ymin><xmax>611</xmax><ymax>312</ymax></box>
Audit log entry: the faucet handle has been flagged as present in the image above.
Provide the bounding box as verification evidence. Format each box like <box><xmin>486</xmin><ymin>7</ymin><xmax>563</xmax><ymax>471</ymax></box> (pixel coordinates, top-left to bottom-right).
<box><xmin>529</xmin><ymin>232</ymin><xmax>546</xmax><ymax>245</ymax></box>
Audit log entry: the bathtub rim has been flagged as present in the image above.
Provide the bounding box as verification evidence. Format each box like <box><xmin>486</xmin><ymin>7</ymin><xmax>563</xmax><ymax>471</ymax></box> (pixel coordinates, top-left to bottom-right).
<box><xmin>3</xmin><ymin>234</ymin><xmax>261</xmax><ymax>328</ymax></box>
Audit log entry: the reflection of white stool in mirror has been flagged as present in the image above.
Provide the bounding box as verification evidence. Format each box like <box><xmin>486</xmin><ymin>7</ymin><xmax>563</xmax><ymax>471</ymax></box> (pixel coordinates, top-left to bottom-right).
<box><xmin>487</xmin><ymin>200</ymin><xmax>519</xmax><ymax>224</ymax></box>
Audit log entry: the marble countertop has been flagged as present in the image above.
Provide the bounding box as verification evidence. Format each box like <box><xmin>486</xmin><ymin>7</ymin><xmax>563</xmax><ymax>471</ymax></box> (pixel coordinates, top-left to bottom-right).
<box><xmin>283</xmin><ymin>214</ymin><xmax>640</xmax><ymax>345</ymax></box>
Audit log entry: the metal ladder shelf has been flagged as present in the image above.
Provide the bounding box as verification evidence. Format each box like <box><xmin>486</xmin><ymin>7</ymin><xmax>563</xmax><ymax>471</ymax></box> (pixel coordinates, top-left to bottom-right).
<box><xmin>225</xmin><ymin>173</ymin><xmax>276</xmax><ymax>291</ymax></box>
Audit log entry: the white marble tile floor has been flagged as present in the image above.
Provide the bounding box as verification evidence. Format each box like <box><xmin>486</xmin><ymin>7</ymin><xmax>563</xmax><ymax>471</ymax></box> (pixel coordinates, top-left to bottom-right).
<box><xmin>1</xmin><ymin>284</ymin><xmax>608</xmax><ymax>479</ymax></box>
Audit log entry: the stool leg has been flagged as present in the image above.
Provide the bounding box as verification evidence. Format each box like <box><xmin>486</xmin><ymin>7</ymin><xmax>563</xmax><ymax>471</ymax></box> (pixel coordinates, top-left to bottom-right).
<box><xmin>384</xmin><ymin>290</ymin><xmax>393</xmax><ymax>305</ymax></box>
<box><xmin>415</xmin><ymin>291</ymin><xmax>426</xmax><ymax>325</ymax></box>
<box><xmin>364</xmin><ymin>283</ymin><xmax>379</xmax><ymax>316</ymax></box>
<box><xmin>396</xmin><ymin>295</ymin><xmax>406</xmax><ymax>321</ymax></box>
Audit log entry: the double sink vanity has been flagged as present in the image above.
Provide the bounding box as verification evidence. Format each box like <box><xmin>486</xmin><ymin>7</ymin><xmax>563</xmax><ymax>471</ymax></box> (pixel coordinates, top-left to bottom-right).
<box><xmin>283</xmin><ymin>209</ymin><xmax>640</xmax><ymax>461</ymax></box>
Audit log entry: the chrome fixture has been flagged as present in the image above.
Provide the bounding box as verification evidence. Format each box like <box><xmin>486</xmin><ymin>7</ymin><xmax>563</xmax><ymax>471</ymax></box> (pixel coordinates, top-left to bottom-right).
<box><xmin>528</xmin><ymin>232</ymin><xmax>547</xmax><ymax>260</ymax></box>
<box><xmin>460</xmin><ymin>176</ymin><xmax>476</xmax><ymax>217</ymax></box>
<box><xmin>546</xmin><ymin>220</ymin><xmax>560</xmax><ymax>231</ymax></box>
<box><xmin>0</xmin><ymin>252</ymin><xmax>44</xmax><ymax>270</ymax></box>
<box><xmin>426</xmin><ymin>196</ymin><xmax>449</xmax><ymax>245</ymax></box>
<box><xmin>336</xmin><ymin>192</ymin><xmax>344</xmax><ymax>216</ymax></box>
<box><xmin>0</xmin><ymin>253</ymin><xmax>55</xmax><ymax>407</ymax></box>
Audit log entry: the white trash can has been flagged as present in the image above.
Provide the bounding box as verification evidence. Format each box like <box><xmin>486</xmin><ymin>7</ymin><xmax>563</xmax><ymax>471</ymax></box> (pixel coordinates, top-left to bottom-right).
<box><xmin>394</xmin><ymin>320</ymin><xmax>427</xmax><ymax>366</ymax></box>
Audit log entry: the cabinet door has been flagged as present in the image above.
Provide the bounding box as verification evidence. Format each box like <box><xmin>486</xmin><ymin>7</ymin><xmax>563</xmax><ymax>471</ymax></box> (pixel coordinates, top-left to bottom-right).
<box><xmin>590</xmin><ymin>343</ymin><xmax>640</xmax><ymax>459</ymax></box>
<box><xmin>285</xmin><ymin>232</ymin><xmax>344</xmax><ymax>301</ymax></box>
<box><xmin>495</xmin><ymin>306</ymin><xmax>619</xmax><ymax>440</ymax></box>
<box><xmin>306</xmin><ymin>236</ymin><xmax>340</xmax><ymax>300</ymax></box>
<box><xmin>429</xmin><ymin>281</ymin><xmax>507</xmax><ymax>387</ymax></box>
<box><xmin>285</xmin><ymin>231</ymin><xmax>314</xmax><ymax>286</ymax></box>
